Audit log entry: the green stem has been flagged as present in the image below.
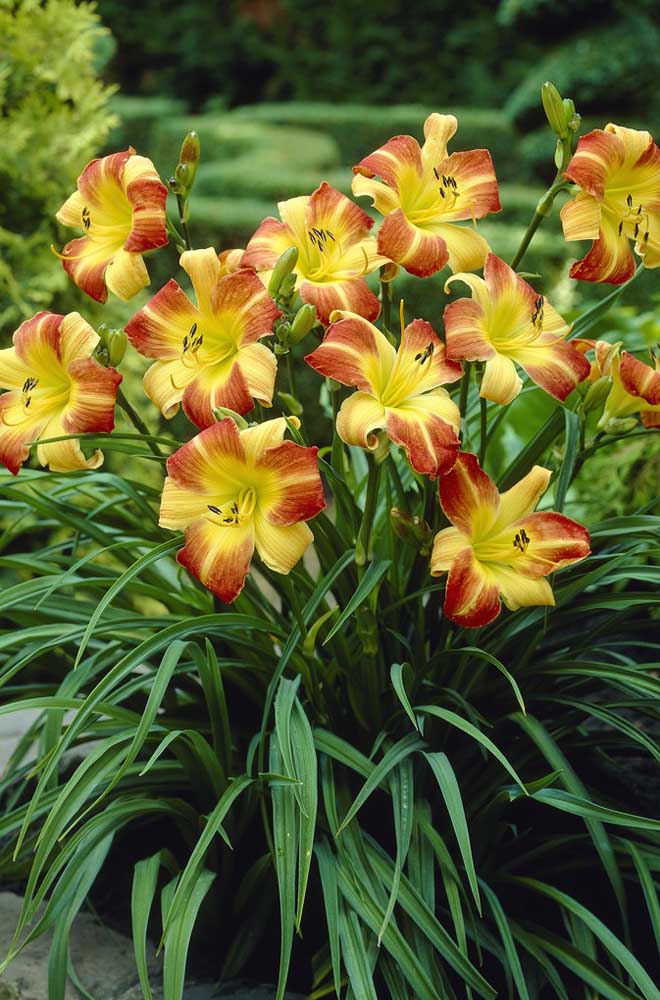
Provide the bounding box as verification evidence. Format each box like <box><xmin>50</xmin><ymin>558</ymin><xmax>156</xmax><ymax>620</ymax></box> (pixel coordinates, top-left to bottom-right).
<box><xmin>510</xmin><ymin>135</ymin><xmax>575</xmax><ymax>271</ymax></box>
<box><xmin>286</xmin><ymin>349</ymin><xmax>298</xmax><ymax>400</ymax></box>
<box><xmin>459</xmin><ymin>362</ymin><xmax>472</xmax><ymax>419</ymax></box>
<box><xmin>330</xmin><ymin>380</ymin><xmax>345</xmax><ymax>477</ymax></box>
<box><xmin>386</xmin><ymin>453</ymin><xmax>407</xmax><ymax>510</ymax></box>
<box><xmin>116</xmin><ymin>388</ymin><xmax>162</xmax><ymax>457</ymax></box>
<box><xmin>479</xmin><ymin>394</ymin><xmax>488</xmax><ymax>466</ymax></box>
<box><xmin>355</xmin><ymin>457</ymin><xmax>382</xmax><ymax>577</ymax></box>
<box><xmin>175</xmin><ymin>193</ymin><xmax>193</xmax><ymax>251</ymax></box>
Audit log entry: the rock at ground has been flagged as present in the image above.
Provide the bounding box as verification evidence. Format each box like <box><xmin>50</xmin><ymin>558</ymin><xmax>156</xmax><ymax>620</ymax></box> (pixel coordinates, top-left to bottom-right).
<box><xmin>0</xmin><ymin>891</ymin><xmax>159</xmax><ymax>999</ymax></box>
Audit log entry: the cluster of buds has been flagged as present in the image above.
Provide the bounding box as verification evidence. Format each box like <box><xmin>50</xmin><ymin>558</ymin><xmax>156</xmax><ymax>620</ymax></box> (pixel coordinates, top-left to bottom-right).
<box><xmin>268</xmin><ymin>247</ymin><xmax>320</xmax><ymax>354</ymax></box>
<box><xmin>94</xmin><ymin>324</ymin><xmax>128</xmax><ymax>368</ymax></box>
<box><xmin>168</xmin><ymin>131</ymin><xmax>201</xmax><ymax>201</ymax></box>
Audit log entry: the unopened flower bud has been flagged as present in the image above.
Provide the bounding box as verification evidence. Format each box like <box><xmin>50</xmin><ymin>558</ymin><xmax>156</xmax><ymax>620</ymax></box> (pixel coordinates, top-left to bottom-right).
<box><xmin>268</xmin><ymin>246</ymin><xmax>299</xmax><ymax>297</ymax></box>
<box><xmin>180</xmin><ymin>131</ymin><xmax>201</xmax><ymax>169</ymax></box>
<box><xmin>390</xmin><ymin>508</ymin><xmax>434</xmax><ymax>554</ymax></box>
<box><xmin>107</xmin><ymin>329</ymin><xmax>127</xmax><ymax>367</ymax></box>
<box><xmin>542</xmin><ymin>82</ymin><xmax>567</xmax><ymax>138</ymax></box>
<box><xmin>212</xmin><ymin>406</ymin><xmax>248</xmax><ymax>429</ymax></box>
<box><xmin>600</xmin><ymin>416</ymin><xmax>638</xmax><ymax>435</ymax></box>
<box><xmin>289</xmin><ymin>303</ymin><xmax>317</xmax><ymax>344</ymax></box>
<box><xmin>582</xmin><ymin>376</ymin><xmax>612</xmax><ymax>414</ymax></box>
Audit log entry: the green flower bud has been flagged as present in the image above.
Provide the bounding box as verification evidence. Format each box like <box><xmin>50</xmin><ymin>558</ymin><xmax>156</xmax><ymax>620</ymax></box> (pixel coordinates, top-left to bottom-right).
<box><xmin>174</xmin><ymin>161</ymin><xmax>193</xmax><ymax>190</ymax></box>
<box><xmin>542</xmin><ymin>82</ymin><xmax>567</xmax><ymax>138</ymax></box>
<box><xmin>289</xmin><ymin>303</ymin><xmax>317</xmax><ymax>344</ymax></box>
<box><xmin>107</xmin><ymin>329</ymin><xmax>127</xmax><ymax>367</ymax></box>
<box><xmin>180</xmin><ymin>131</ymin><xmax>201</xmax><ymax>168</ymax></box>
<box><xmin>582</xmin><ymin>375</ymin><xmax>612</xmax><ymax>414</ymax></box>
<box><xmin>277</xmin><ymin>391</ymin><xmax>303</xmax><ymax>416</ymax></box>
<box><xmin>390</xmin><ymin>508</ymin><xmax>434</xmax><ymax>554</ymax></box>
<box><xmin>600</xmin><ymin>416</ymin><xmax>638</xmax><ymax>435</ymax></box>
<box><xmin>212</xmin><ymin>406</ymin><xmax>248</xmax><ymax>429</ymax></box>
<box><xmin>268</xmin><ymin>246</ymin><xmax>299</xmax><ymax>297</ymax></box>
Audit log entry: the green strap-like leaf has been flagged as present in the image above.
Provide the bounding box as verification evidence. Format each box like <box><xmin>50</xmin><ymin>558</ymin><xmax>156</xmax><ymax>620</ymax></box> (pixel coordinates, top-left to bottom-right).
<box><xmin>323</xmin><ymin>558</ymin><xmax>391</xmax><ymax>644</ymax></box>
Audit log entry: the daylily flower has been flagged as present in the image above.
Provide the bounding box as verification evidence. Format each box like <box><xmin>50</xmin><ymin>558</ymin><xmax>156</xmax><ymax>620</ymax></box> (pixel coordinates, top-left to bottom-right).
<box><xmin>305</xmin><ymin>311</ymin><xmax>462</xmax><ymax>477</ymax></box>
<box><xmin>55</xmin><ymin>148</ymin><xmax>168</xmax><ymax>303</ymax></box>
<box><xmin>430</xmin><ymin>453</ymin><xmax>590</xmax><ymax>627</ymax></box>
<box><xmin>241</xmin><ymin>182</ymin><xmax>387</xmax><ymax>325</ymax></box>
<box><xmin>561</xmin><ymin>124</ymin><xmax>660</xmax><ymax>283</ymax></box>
<box><xmin>352</xmin><ymin>113</ymin><xmax>501</xmax><ymax>277</ymax></box>
<box><xmin>0</xmin><ymin>311</ymin><xmax>122</xmax><ymax>475</ymax></box>
<box><xmin>582</xmin><ymin>340</ymin><xmax>660</xmax><ymax>429</ymax></box>
<box><xmin>125</xmin><ymin>248</ymin><xmax>280</xmax><ymax>428</ymax></box>
<box><xmin>444</xmin><ymin>254</ymin><xmax>590</xmax><ymax>405</ymax></box>
<box><xmin>159</xmin><ymin>416</ymin><xmax>326</xmax><ymax>602</ymax></box>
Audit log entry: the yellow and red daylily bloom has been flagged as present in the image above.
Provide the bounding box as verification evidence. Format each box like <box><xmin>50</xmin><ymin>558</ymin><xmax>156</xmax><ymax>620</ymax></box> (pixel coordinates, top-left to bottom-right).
<box><xmin>444</xmin><ymin>253</ymin><xmax>590</xmax><ymax>405</ymax></box>
<box><xmin>352</xmin><ymin>113</ymin><xmax>501</xmax><ymax>278</ymax></box>
<box><xmin>241</xmin><ymin>182</ymin><xmax>387</xmax><ymax>325</ymax></box>
<box><xmin>583</xmin><ymin>339</ymin><xmax>660</xmax><ymax>429</ymax></box>
<box><xmin>125</xmin><ymin>248</ymin><xmax>280</xmax><ymax>428</ymax></box>
<box><xmin>305</xmin><ymin>310</ymin><xmax>463</xmax><ymax>477</ymax></box>
<box><xmin>0</xmin><ymin>312</ymin><xmax>122</xmax><ymax>475</ymax></box>
<box><xmin>430</xmin><ymin>453</ymin><xmax>590</xmax><ymax>628</ymax></box>
<box><xmin>159</xmin><ymin>417</ymin><xmax>326</xmax><ymax>602</ymax></box>
<box><xmin>55</xmin><ymin>148</ymin><xmax>168</xmax><ymax>303</ymax></box>
<box><xmin>561</xmin><ymin>124</ymin><xmax>660</xmax><ymax>283</ymax></box>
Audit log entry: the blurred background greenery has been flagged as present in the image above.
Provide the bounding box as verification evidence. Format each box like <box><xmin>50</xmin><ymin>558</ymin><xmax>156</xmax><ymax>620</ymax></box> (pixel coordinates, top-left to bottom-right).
<box><xmin>1</xmin><ymin>0</ymin><xmax>658</xmax><ymax>510</ymax></box>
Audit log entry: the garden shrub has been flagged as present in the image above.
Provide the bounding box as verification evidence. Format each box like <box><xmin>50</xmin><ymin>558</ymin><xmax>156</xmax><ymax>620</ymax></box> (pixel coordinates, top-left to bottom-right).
<box><xmin>0</xmin><ymin>0</ymin><xmax>118</xmax><ymax>338</ymax></box>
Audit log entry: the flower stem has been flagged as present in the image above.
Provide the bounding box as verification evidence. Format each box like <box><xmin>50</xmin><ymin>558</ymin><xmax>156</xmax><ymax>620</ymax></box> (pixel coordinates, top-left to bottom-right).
<box><xmin>286</xmin><ymin>349</ymin><xmax>298</xmax><ymax>400</ymax></box>
<box><xmin>479</xmin><ymin>393</ymin><xmax>488</xmax><ymax>466</ymax></box>
<box><xmin>116</xmin><ymin>387</ymin><xmax>163</xmax><ymax>457</ymax></box>
<box><xmin>510</xmin><ymin>134</ymin><xmax>574</xmax><ymax>271</ymax></box>
<box><xmin>355</xmin><ymin>457</ymin><xmax>382</xmax><ymax>576</ymax></box>
<box><xmin>459</xmin><ymin>362</ymin><xmax>472</xmax><ymax>419</ymax></box>
<box><xmin>176</xmin><ymin>193</ymin><xmax>193</xmax><ymax>252</ymax></box>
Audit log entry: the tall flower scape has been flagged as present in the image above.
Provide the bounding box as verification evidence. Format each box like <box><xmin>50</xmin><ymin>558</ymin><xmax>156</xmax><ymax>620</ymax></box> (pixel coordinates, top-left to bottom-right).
<box><xmin>1</xmin><ymin>85</ymin><xmax>659</xmax><ymax>1000</ymax></box>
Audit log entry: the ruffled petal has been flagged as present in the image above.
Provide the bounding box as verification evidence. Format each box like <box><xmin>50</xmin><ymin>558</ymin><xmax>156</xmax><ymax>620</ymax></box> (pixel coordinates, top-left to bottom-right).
<box><xmin>121</xmin><ymin>154</ymin><xmax>168</xmax><ymax>253</ymax></box>
<box><xmin>210</xmin><ymin>270</ymin><xmax>280</xmax><ymax>347</ymax></box>
<box><xmin>619</xmin><ymin>350</ymin><xmax>660</xmax><ymax>405</ymax></box>
<box><xmin>436</xmin><ymin>149</ymin><xmax>501</xmax><ymax>222</ymax></box>
<box><xmin>299</xmin><ymin>277</ymin><xmax>380</xmax><ymax>325</ymax></box>
<box><xmin>13</xmin><ymin>312</ymin><xmax>62</xmax><ymax>373</ymax></box>
<box><xmin>125</xmin><ymin>279</ymin><xmax>199</xmax><ymax>358</ymax></box>
<box><xmin>242</xmin><ymin>217</ymin><xmax>295</xmax><ymax>271</ymax></box>
<box><xmin>56</xmin><ymin>189</ymin><xmax>86</xmax><ymax>228</ymax></box>
<box><xmin>177</xmin><ymin>517</ymin><xmax>255</xmax><ymax>603</ymax></box>
<box><xmin>351</xmin><ymin>172</ymin><xmax>400</xmax><ymax>215</ymax></box>
<box><xmin>37</xmin><ymin>433</ymin><xmax>104</xmax><ymax>473</ymax></box>
<box><xmin>305</xmin><ymin>313</ymin><xmax>396</xmax><ymax>394</ymax></box>
<box><xmin>104</xmin><ymin>249</ymin><xmax>150</xmax><ymax>301</ymax></box>
<box><xmin>443</xmin><ymin>297</ymin><xmax>494</xmax><ymax>362</ymax></box>
<box><xmin>59</xmin><ymin>237</ymin><xmax>111</xmax><ymax>303</ymax></box>
<box><xmin>438</xmin><ymin>451</ymin><xmax>499</xmax><ymax>538</ymax></box>
<box><xmin>443</xmin><ymin>548</ymin><xmax>501</xmax><ymax>628</ymax></box>
<box><xmin>336</xmin><ymin>391</ymin><xmax>387</xmax><ymax>450</ymax></box>
<box><xmin>257</xmin><ymin>440</ymin><xmax>326</xmax><ymax>525</ymax></box>
<box><xmin>377</xmin><ymin>209</ymin><xmax>448</xmax><ymax>277</ymax></box>
<box><xmin>144</xmin><ymin>359</ymin><xmax>194</xmax><ymax>419</ymax></box>
<box><xmin>385</xmin><ymin>399</ymin><xmax>460</xmax><ymax>477</ymax></box>
<box><xmin>307</xmin><ymin>181</ymin><xmax>374</xmax><ymax>246</ymax></box>
<box><xmin>480</xmin><ymin>353</ymin><xmax>523</xmax><ymax>405</ymax></box>
<box><xmin>241</xmin><ymin>417</ymin><xmax>292</xmax><ymax>464</ymax></box>
<box><xmin>560</xmin><ymin>191</ymin><xmax>601</xmax><ymax>241</ymax></box>
<box><xmin>429</xmin><ymin>525</ymin><xmax>471</xmax><ymax>574</ymax></box>
<box><xmin>59</xmin><ymin>312</ymin><xmax>98</xmax><ymax>366</ymax></box>
<box><xmin>564</xmin><ymin>128</ymin><xmax>622</xmax><ymax>199</ymax></box>
<box><xmin>77</xmin><ymin>149</ymin><xmax>133</xmax><ymax>215</ymax></box>
<box><xmin>254</xmin><ymin>515</ymin><xmax>314</xmax><ymax>574</ymax></box>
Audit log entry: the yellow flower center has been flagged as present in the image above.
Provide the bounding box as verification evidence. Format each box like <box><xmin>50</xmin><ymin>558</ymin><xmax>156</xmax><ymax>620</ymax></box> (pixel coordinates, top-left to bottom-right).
<box><xmin>206</xmin><ymin>486</ymin><xmax>257</xmax><ymax>528</ymax></box>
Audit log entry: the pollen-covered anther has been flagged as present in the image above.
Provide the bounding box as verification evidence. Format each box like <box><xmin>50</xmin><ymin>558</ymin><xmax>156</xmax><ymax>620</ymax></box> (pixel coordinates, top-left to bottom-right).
<box><xmin>531</xmin><ymin>295</ymin><xmax>545</xmax><ymax>330</ymax></box>
<box><xmin>513</xmin><ymin>528</ymin><xmax>530</xmax><ymax>553</ymax></box>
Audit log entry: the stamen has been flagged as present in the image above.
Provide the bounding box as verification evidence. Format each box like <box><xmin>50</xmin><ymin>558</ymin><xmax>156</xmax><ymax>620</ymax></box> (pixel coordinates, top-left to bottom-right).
<box><xmin>512</xmin><ymin>528</ymin><xmax>530</xmax><ymax>554</ymax></box>
<box><xmin>82</xmin><ymin>206</ymin><xmax>91</xmax><ymax>231</ymax></box>
<box><xmin>531</xmin><ymin>295</ymin><xmax>544</xmax><ymax>331</ymax></box>
<box><xmin>399</xmin><ymin>298</ymin><xmax>405</xmax><ymax>340</ymax></box>
<box><xmin>414</xmin><ymin>342</ymin><xmax>435</xmax><ymax>365</ymax></box>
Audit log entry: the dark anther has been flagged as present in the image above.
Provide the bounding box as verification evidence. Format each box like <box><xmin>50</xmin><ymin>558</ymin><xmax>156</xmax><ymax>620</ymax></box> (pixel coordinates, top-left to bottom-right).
<box><xmin>627</xmin><ymin>194</ymin><xmax>633</xmax><ymax>208</ymax></box>
<box><xmin>25</xmin><ymin>398</ymin><xmax>31</xmax><ymax>408</ymax></box>
<box><xmin>414</xmin><ymin>342</ymin><xmax>435</xmax><ymax>364</ymax></box>
<box><xmin>208</xmin><ymin>505</ymin><xmax>221</xmax><ymax>514</ymax></box>
<box><xmin>634</xmin><ymin>223</ymin><xmax>640</xmax><ymax>239</ymax></box>
<box><xmin>531</xmin><ymin>295</ymin><xmax>544</xmax><ymax>328</ymax></box>
<box><xmin>644</xmin><ymin>231</ymin><xmax>649</xmax><ymax>243</ymax></box>
<box><xmin>439</xmin><ymin>188</ymin><xmax>446</xmax><ymax>198</ymax></box>
<box><xmin>618</xmin><ymin>221</ymin><xmax>623</xmax><ymax>236</ymax></box>
<box><xmin>513</xmin><ymin>528</ymin><xmax>530</xmax><ymax>553</ymax></box>
<box><xmin>433</xmin><ymin>167</ymin><xmax>439</xmax><ymax>180</ymax></box>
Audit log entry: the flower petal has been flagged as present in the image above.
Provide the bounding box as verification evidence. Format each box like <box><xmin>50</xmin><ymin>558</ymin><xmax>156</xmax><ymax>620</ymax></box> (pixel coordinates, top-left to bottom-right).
<box><xmin>353</xmin><ymin>134</ymin><xmax>422</xmax><ymax>194</ymax></box>
<box><xmin>77</xmin><ymin>149</ymin><xmax>133</xmax><ymax>213</ymax></box>
<box><xmin>438</xmin><ymin>451</ymin><xmax>499</xmax><ymax>538</ymax></box>
<box><xmin>480</xmin><ymin>353</ymin><xmax>523</xmax><ymax>405</ymax></box>
<box><xmin>0</xmin><ymin>393</ymin><xmax>48</xmax><ymax>474</ymax></box>
<box><xmin>515</xmin><ymin>340</ymin><xmax>591</xmax><ymax>401</ymax></box>
<box><xmin>0</xmin><ymin>347</ymin><xmax>31</xmax><ymax>391</ymax></box>
<box><xmin>257</xmin><ymin>440</ymin><xmax>326</xmax><ymax>525</ymax></box>
<box><xmin>180</xmin><ymin>248</ymin><xmax>223</xmax><ymax>313</ymax></box>
<box><xmin>305</xmin><ymin>313</ymin><xmax>396</xmax><ymax>394</ymax></box>
<box><xmin>443</xmin><ymin>548</ymin><xmax>501</xmax><ymax>628</ymax></box>
<box><xmin>59</xmin><ymin>312</ymin><xmax>98</xmax><ymax>366</ymax></box>
<box><xmin>443</xmin><ymin>297</ymin><xmax>495</xmax><ymax>362</ymax></box>
<box><xmin>159</xmin><ymin>477</ymin><xmax>214</xmax><ymax>530</ymax></box>
<box><xmin>307</xmin><ymin>181</ymin><xmax>374</xmax><ymax>246</ymax></box>
<box><xmin>619</xmin><ymin>351</ymin><xmax>660</xmax><ymax>405</ymax></box>
<box><xmin>560</xmin><ymin>191</ymin><xmax>601</xmax><ymax>241</ymax></box>
<box><xmin>377</xmin><ymin>209</ymin><xmax>449</xmax><ymax>277</ymax></box>
<box><xmin>241</xmin><ymin>416</ymin><xmax>292</xmax><ymax>463</ymax></box>
<box><xmin>104</xmin><ymin>249</ymin><xmax>150</xmax><ymax>301</ymax></box>
<box><xmin>385</xmin><ymin>400</ymin><xmax>460</xmax><ymax>477</ymax></box>
<box><xmin>493</xmin><ymin>465</ymin><xmax>551</xmax><ymax>529</ymax></box>
<box><xmin>37</xmin><ymin>432</ymin><xmax>104</xmax><ymax>473</ymax></box>
<box><xmin>210</xmin><ymin>270</ymin><xmax>280</xmax><ymax>347</ymax></box>
<box><xmin>564</xmin><ymin>128</ymin><xmax>622</xmax><ymax>199</ymax></box>
<box><xmin>336</xmin><ymin>391</ymin><xmax>387</xmax><ymax>450</ymax></box>
<box><xmin>165</xmin><ymin>418</ymin><xmax>246</xmax><ymax>494</ymax></box>
<box><xmin>242</xmin><ymin>217</ymin><xmax>295</xmax><ymax>271</ymax></box>
<box><xmin>436</xmin><ymin>149</ymin><xmax>501</xmax><ymax>222</ymax></box>
<box><xmin>121</xmin><ymin>154</ymin><xmax>168</xmax><ymax>253</ymax></box>
<box><xmin>489</xmin><ymin>565</ymin><xmax>555</xmax><ymax>612</ymax></box>
<box><xmin>143</xmin><ymin>359</ymin><xmax>193</xmax><ymax>419</ymax></box>
<box><xmin>299</xmin><ymin>277</ymin><xmax>380</xmax><ymax>326</ymax></box>
<box><xmin>63</xmin><ymin>358</ymin><xmax>121</xmax><ymax>434</ymax></box>
<box><xmin>389</xmin><ymin>319</ymin><xmax>463</xmax><ymax>397</ymax></box>
<box><xmin>13</xmin><ymin>312</ymin><xmax>62</xmax><ymax>373</ymax></box>
<box><xmin>568</xmin><ymin>212</ymin><xmax>637</xmax><ymax>284</ymax></box>
<box><xmin>433</xmin><ymin>222</ymin><xmax>490</xmax><ymax>273</ymax></box>
<box><xmin>421</xmin><ymin>114</ymin><xmax>458</xmax><ymax>170</ymax></box>
<box><xmin>125</xmin><ymin>279</ymin><xmax>199</xmax><ymax>359</ymax></box>
<box><xmin>59</xmin><ymin>237</ymin><xmax>111</xmax><ymax>303</ymax></box>
<box><xmin>177</xmin><ymin>517</ymin><xmax>255</xmax><ymax>603</ymax></box>
<box><xmin>56</xmin><ymin>189</ymin><xmax>86</xmax><ymax>228</ymax></box>
<box><xmin>182</xmin><ymin>359</ymin><xmax>254</xmax><ymax>428</ymax></box>
<box><xmin>351</xmin><ymin>173</ymin><xmax>400</xmax><ymax>215</ymax></box>
<box><xmin>254</xmin><ymin>515</ymin><xmax>314</xmax><ymax>573</ymax></box>
<box><xmin>488</xmin><ymin>511</ymin><xmax>590</xmax><ymax>577</ymax></box>
<box><xmin>236</xmin><ymin>341</ymin><xmax>277</xmax><ymax>407</ymax></box>
<box><xmin>429</xmin><ymin>525</ymin><xmax>471</xmax><ymax>574</ymax></box>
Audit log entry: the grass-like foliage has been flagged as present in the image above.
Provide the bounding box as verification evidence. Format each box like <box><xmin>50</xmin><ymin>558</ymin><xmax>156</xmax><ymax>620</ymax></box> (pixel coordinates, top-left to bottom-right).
<box><xmin>0</xmin><ymin>73</ymin><xmax>658</xmax><ymax>1000</ymax></box>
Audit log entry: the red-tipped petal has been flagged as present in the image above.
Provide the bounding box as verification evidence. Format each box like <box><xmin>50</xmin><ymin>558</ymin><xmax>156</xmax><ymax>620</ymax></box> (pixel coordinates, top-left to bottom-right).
<box><xmin>305</xmin><ymin>313</ymin><xmax>395</xmax><ymax>393</ymax></box>
<box><xmin>353</xmin><ymin>134</ymin><xmax>423</xmax><ymax>192</ymax></box>
<box><xmin>299</xmin><ymin>277</ymin><xmax>380</xmax><ymax>326</ymax></box>
<box><xmin>377</xmin><ymin>209</ymin><xmax>449</xmax><ymax>277</ymax></box>
<box><xmin>443</xmin><ymin>548</ymin><xmax>501</xmax><ymax>628</ymax></box>
<box><xmin>258</xmin><ymin>440</ymin><xmax>326</xmax><ymax>525</ymax></box>
<box><xmin>438</xmin><ymin>452</ymin><xmax>499</xmax><ymax>537</ymax></box>
<box><xmin>386</xmin><ymin>405</ymin><xmax>460</xmax><ymax>478</ymax></box>
<box><xmin>178</xmin><ymin>518</ymin><xmax>255</xmax><ymax>603</ymax></box>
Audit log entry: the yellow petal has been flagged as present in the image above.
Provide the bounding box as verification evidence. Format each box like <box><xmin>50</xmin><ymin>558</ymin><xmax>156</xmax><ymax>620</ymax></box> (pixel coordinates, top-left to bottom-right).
<box><xmin>104</xmin><ymin>249</ymin><xmax>149</xmax><ymax>300</ymax></box>
<box><xmin>0</xmin><ymin>348</ymin><xmax>30</xmax><ymax>391</ymax></box>
<box><xmin>159</xmin><ymin>476</ymin><xmax>224</xmax><ymax>529</ymax></box>
<box><xmin>494</xmin><ymin>466</ymin><xmax>551</xmax><ymax>529</ymax></box>
<box><xmin>180</xmin><ymin>248</ymin><xmax>222</xmax><ymax>313</ymax></box>
<box><xmin>56</xmin><ymin>189</ymin><xmax>85</xmax><ymax>228</ymax></box>
<box><xmin>480</xmin><ymin>354</ymin><xmax>523</xmax><ymax>405</ymax></box>
<box><xmin>336</xmin><ymin>391</ymin><xmax>386</xmax><ymax>450</ymax></box>
<box><xmin>434</xmin><ymin>222</ymin><xmax>490</xmax><ymax>273</ymax></box>
<box><xmin>144</xmin><ymin>358</ymin><xmax>195</xmax><ymax>419</ymax></box>
<box><xmin>237</xmin><ymin>342</ymin><xmax>277</xmax><ymax>407</ymax></box>
<box><xmin>489</xmin><ymin>564</ymin><xmax>555</xmax><ymax>611</ymax></box>
<box><xmin>59</xmin><ymin>312</ymin><xmax>98</xmax><ymax>366</ymax></box>
<box><xmin>241</xmin><ymin>417</ymin><xmax>294</xmax><ymax>465</ymax></box>
<box><xmin>254</xmin><ymin>514</ymin><xmax>313</xmax><ymax>573</ymax></box>
<box><xmin>430</xmin><ymin>525</ymin><xmax>470</xmax><ymax>574</ymax></box>
<box><xmin>351</xmin><ymin>173</ymin><xmax>400</xmax><ymax>215</ymax></box>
